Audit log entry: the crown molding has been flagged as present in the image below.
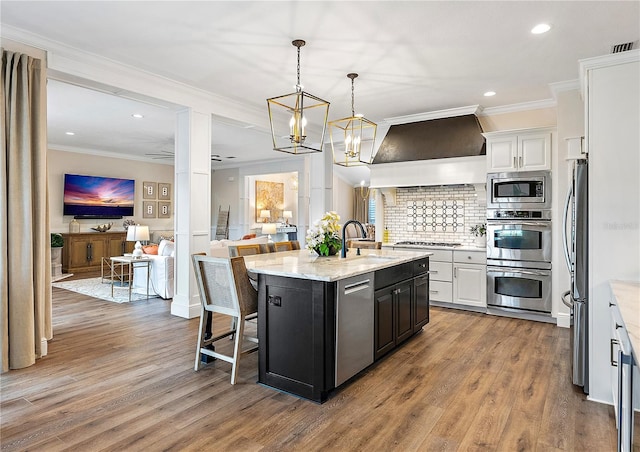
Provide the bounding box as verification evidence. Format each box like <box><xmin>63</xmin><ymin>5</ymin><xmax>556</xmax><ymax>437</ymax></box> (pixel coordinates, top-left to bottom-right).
<box><xmin>384</xmin><ymin>105</ymin><xmax>482</xmax><ymax>124</ymax></box>
<box><xmin>549</xmin><ymin>79</ymin><xmax>580</xmax><ymax>99</ymax></box>
<box><xmin>2</xmin><ymin>25</ymin><xmax>268</xmax><ymax>128</ymax></box>
<box><xmin>478</xmin><ymin>98</ymin><xmax>556</xmax><ymax>116</ymax></box>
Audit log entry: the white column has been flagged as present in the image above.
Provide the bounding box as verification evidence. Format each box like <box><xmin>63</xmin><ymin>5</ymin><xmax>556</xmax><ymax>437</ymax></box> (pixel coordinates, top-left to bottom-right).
<box><xmin>308</xmin><ymin>150</ymin><xmax>333</xmax><ymax>221</ymax></box>
<box><xmin>171</xmin><ymin>108</ymin><xmax>211</xmax><ymax>319</ymax></box>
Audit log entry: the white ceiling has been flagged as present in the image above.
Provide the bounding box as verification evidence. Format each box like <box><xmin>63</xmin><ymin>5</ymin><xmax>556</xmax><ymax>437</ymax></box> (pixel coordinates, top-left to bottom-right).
<box><xmin>2</xmin><ymin>1</ymin><xmax>639</xmax><ymax>185</ymax></box>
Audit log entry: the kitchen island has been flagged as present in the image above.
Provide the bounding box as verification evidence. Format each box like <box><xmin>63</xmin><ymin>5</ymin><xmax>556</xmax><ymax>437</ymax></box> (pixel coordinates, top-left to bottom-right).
<box><xmin>243</xmin><ymin>248</ymin><xmax>432</xmax><ymax>403</ymax></box>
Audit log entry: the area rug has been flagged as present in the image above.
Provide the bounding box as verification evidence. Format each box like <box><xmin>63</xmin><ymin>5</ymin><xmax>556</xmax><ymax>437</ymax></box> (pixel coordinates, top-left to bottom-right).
<box><xmin>52</xmin><ymin>277</ymin><xmax>160</xmax><ymax>303</ymax></box>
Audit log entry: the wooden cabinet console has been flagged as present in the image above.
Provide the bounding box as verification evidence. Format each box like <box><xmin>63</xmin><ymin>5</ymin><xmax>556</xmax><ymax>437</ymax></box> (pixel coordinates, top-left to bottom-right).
<box><xmin>62</xmin><ymin>232</ymin><xmax>134</xmax><ymax>273</ymax></box>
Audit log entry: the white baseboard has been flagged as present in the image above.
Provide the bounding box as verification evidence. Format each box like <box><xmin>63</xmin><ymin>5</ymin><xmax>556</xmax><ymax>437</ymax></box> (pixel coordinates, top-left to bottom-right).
<box><xmin>556</xmin><ymin>312</ymin><xmax>571</xmax><ymax>328</ymax></box>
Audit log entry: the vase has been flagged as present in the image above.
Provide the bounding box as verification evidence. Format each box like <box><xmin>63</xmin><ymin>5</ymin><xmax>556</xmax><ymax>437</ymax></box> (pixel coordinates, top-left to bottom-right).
<box><xmin>314</xmin><ymin>243</ymin><xmax>340</xmax><ymax>256</ymax></box>
<box><xmin>475</xmin><ymin>236</ymin><xmax>486</xmax><ymax>247</ymax></box>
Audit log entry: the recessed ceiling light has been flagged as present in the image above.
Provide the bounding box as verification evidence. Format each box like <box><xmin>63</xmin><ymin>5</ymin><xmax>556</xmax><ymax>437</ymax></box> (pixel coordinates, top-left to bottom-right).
<box><xmin>531</xmin><ymin>23</ymin><xmax>551</xmax><ymax>34</ymax></box>
<box><xmin>484</xmin><ymin>91</ymin><xmax>496</xmax><ymax>97</ymax></box>
<box><xmin>132</xmin><ymin>113</ymin><xmax>144</xmax><ymax>119</ymax></box>
<box><xmin>65</xmin><ymin>131</ymin><xmax>75</xmax><ymax>135</ymax></box>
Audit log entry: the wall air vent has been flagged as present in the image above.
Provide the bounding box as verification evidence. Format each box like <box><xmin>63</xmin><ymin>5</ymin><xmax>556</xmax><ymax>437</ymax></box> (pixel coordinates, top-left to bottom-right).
<box><xmin>611</xmin><ymin>42</ymin><xmax>635</xmax><ymax>53</ymax></box>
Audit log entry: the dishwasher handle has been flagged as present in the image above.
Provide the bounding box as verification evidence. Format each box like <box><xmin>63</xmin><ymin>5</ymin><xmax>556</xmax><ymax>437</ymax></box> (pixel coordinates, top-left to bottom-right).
<box><xmin>344</xmin><ymin>279</ymin><xmax>371</xmax><ymax>295</ymax></box>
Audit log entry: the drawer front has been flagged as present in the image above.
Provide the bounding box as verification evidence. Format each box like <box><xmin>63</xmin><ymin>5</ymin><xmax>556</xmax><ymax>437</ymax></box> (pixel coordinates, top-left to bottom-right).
<box><xmin>429</xmin><ymin>281</ymin><xmax>452</xmax><ymax>302</ymax></box>
<box><xmin>429</xmin><ymin>249</ymin><xmax>453</xmax><ymax>262</ymax></box>
<box><xmin>454</xmin><ymin>250</ymin><xmax>487</xmax><ymax>264</ymax></box>
<box><xmin>413</xmin><ymin>257</ymin><xmax>430</xmax><ymax>276</ymax></box>
<box><xmin>428</xmin><ymin>261</ymin><xmax>453</xmax><ymax>282</ymax></box>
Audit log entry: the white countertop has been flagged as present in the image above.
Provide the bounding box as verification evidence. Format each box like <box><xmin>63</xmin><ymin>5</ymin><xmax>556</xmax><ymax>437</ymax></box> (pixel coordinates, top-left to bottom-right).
<box><xmin>243</xmin><ymin>248</ymin><xmax>432</xmax><ymax>282</ymax></box>
<box><xmin>610</xmin><ymin>280</ymin><xmax>640</xmax><ymax>357</ymax></box>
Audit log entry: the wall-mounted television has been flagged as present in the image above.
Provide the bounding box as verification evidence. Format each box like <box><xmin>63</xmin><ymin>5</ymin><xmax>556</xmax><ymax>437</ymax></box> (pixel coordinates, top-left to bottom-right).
<box><xmin>63</xmin><ymin>174</ymin><xmax>135</xmax><ymax>218</ymax></box>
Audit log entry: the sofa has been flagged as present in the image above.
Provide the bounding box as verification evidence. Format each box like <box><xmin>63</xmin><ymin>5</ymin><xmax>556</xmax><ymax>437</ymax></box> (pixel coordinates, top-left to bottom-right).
<box><xmin>131</xmin><ymin>235</ymin><xmax>269</xmax><ymax>299</ymax></box>
<box><xmin>132</xmin><ymin>239</ymin><xmax>175</xmax><ymax>299</ymax></box>
<box><xmin>209</xmin><ymin>236</ymin><xmax>269</xmax><ymax>257</ymax></box>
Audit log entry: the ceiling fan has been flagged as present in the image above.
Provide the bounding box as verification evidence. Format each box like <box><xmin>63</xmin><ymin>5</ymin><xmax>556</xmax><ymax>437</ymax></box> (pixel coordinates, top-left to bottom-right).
<box><xmin>145</xmin><ymin>150</ymin><xmax>229</xmax><ymax>162</ymax></box>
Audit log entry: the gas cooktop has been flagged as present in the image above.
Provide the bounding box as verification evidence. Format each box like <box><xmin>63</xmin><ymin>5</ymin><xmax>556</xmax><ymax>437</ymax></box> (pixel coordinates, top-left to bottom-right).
<box><xmin>394</xmin><ymin>241</ymin><xmax>462</xmax><ymax>247</ymax></box>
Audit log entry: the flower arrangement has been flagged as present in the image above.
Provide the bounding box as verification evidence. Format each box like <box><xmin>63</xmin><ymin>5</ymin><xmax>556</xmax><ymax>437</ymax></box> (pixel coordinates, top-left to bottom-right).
<box><xmin>306</xmin><ymin>211</ymin><xmax>343</xmax><ymax>256</ymax></box>
<box><xmin>470</xmin><ymin>223</ymin><xmax>486</xmax><ymax>237</ymax></box>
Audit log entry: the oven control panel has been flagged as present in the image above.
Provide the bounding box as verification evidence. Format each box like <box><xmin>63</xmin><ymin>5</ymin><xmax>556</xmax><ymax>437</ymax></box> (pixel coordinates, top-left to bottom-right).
<box><xmin>487</xmin><ymin>209</ymin><xmax>551</xmax><ymax>220</ymax></box>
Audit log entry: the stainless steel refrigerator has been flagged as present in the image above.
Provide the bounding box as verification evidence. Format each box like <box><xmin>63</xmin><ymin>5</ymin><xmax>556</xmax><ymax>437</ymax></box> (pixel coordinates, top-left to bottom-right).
<box><xmin>562</xmin><ymin>159</ymin><xmax>588</xmax><ymax>393</ymax></box>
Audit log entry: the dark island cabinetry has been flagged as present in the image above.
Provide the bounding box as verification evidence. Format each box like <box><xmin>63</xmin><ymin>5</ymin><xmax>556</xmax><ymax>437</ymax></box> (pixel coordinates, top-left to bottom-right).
<box><xmin>250</xmin><ymin>251</ymin><xmax>430</xmax><ymax>403</ymax></box>
<box><xmin>374</xmin><ymin>257</ymin><xmax>429</xmax><ymax>360</ymax></box>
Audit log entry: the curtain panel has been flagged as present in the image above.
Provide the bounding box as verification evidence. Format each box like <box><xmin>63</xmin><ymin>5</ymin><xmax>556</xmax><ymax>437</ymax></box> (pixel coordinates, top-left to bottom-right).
<box><xmin>1</xmin><ymin>48</ymin><xmax>52</xmax><ymax>372</ymax></box>
<box><xmin>352</xmin><ymin>188</ymin><xmax>368</xmax><ymax>224</ymax></box>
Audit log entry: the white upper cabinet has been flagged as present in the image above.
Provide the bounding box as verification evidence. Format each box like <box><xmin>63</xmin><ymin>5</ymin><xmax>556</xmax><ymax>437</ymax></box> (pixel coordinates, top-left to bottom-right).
<box><xmin>484</xmin><ymin>128</ymin><xmax>552</xmax><ymax>172</ymax></box>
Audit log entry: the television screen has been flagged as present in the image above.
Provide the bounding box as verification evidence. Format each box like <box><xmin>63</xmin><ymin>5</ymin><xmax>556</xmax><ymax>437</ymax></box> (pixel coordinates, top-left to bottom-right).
<box><xmin>63</xmin><ymin>174</ymin><xmax>135</xmax><ymax>217</ymax></box>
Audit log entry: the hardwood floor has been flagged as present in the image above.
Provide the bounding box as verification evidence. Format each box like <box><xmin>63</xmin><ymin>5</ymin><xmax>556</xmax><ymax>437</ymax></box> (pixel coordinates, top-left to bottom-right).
<box><xmin>1</xmin><ymin>282</ymin><xmax>624</xmax><ymax>451</ymax></box>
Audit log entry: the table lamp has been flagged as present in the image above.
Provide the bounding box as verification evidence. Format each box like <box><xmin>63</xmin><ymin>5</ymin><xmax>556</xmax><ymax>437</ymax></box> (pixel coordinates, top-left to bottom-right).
<box><xmin>262</xmin><ymin>223</ymin><xmax>277</xmax><ymax>242</ymax></box>
<box><xmin>260</xmin><ymin>209</ymin><xmax>271</xmax><ymax>223</ymax></box>
<box><xmin>127</xmin><ymin>224</ymin><xmax>150</xmax><ymax>258</ymax></box>
<box><xmin>283</xmin><ymin>210</ymin><xmax>293</xmax><ymax>225</ymax></box>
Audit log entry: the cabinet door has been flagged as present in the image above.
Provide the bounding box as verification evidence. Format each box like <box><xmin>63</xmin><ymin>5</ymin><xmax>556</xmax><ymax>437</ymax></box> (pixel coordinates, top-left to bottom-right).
<box><xmin>487</xmin><ymin>137</ymin><xmax>518</xmax><ymax>172</ymax></box>
<box><xmin>67</xmin><ymin>237</ymin><xmax>92</xmax><ymax>269</ymax></box>
<box><xmin>88</xmin><ymin>238</ymin><xmax>107</xmax><ymax>266</ymax></box>
<box><xmin>108</xmin><ymin>235</ymin><xmax>133</xmax><ymax>257</ymax></box>
<box><xmin>375</xmin><ymin>288</ymin><xmax>395</xmax><ymax>360</ymax></box>
<box><xmin>413</xmin><ymin>275</ymin><xmax>429</xmax><ymax>332</ymax></box>
<box><xmin>395</xmin><ymin>282</ymin><xmax>413</xmax><ymax>344</ymax></box>
<box><xmin>453</xmin><ymin>264</ymin><xmax>487</xmax><ymax>307</ymax></box>
<box><xmin>519</xmin><ymin>133</ymin><xmax>551</xmax><ymax>171</ymax></box>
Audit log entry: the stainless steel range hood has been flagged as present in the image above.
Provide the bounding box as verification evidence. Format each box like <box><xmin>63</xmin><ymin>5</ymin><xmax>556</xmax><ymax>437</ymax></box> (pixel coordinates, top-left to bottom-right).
<box><xmin>373</xmin><ymin>114</ymin><xmax>485</xmax><ymax>164</ymax></box>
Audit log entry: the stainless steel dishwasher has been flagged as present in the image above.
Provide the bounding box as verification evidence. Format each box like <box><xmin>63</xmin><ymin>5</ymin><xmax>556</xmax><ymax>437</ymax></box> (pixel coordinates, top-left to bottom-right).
<box><xmin>335</xmin><ymin>272</ymin><xmax>374</xmax><ymax>386</ymax></box>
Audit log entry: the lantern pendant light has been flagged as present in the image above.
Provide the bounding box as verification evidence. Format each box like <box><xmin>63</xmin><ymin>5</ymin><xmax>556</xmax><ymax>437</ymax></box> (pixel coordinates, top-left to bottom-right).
<box><xmin>329</xmin><ymin>73</ymin><xmax>378</xmax><ymax>166</ymax></box>
<box><xmin>267</xmin><ymin>40</ymin><xmax>330</xmax><ymax>155</ymax></box>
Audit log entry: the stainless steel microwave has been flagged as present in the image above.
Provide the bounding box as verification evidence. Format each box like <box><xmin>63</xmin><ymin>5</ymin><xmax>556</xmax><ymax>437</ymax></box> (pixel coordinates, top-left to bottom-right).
<box><xmin>487</xmin><ymin>171</ymin><xmax>551</xmax><ymax>209</ymax></box>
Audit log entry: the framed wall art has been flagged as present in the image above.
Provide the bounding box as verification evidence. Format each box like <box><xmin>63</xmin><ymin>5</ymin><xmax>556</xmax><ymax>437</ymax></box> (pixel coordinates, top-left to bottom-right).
<box><xmin>255</xmin><ymin>180</ymin><xmax>284</xmax><ymax>222</ymax></box>
<box><xmin>158</xmin><ymin>201</ymin><xmax>171</xmax><ymax>219</ymax></box>
<box><xmin>142</xmin><ymin>201</ymin><xmax>157</xmax><ymax>219</ymax></box>
<box><xmin>158</xmin><ymin>182</ymin><xmax>171</xmax><ymax>200</ymax></box>
<box><xmin>143</xmin><ymin>181</ymin><xmax>157</xmax><ymax>199</ymax></box>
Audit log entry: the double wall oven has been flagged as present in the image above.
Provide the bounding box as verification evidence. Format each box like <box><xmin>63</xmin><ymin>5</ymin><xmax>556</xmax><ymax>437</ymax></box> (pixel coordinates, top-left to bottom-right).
<box><xmin>487</xmin><ymin>171</ymin><xmax>552</xmax><ymax>315</ymax></box>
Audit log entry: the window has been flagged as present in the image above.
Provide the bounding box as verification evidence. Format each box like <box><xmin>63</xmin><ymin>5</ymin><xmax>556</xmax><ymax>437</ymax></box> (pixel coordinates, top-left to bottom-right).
<box><xmin>367</xmin><ymin>195</ymin><xmax>376</xmax><ymax>224</ymax></box>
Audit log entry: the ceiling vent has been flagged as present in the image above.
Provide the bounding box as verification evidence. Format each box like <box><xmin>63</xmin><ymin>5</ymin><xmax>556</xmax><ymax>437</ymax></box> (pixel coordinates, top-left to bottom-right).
<box><xmin>611</xmin><ymin>41</ymin><xmax>635</xmax><ymax>53</ymax></box>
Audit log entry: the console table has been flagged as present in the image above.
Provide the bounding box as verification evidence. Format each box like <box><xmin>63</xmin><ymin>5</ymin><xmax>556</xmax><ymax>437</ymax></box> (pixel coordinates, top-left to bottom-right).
<box><xmin>62</xmin><ymin>232</ymin><xmax>134</xmax><ymax>273</ymax></box>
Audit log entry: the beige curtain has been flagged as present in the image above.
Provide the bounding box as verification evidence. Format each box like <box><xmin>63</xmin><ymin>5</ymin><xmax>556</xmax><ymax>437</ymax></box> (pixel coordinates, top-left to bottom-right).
<box><xmin>353</xmin><ymin>187</ymin><xmax>368</xmax><ymax>224</ymax></box>
<box><xmin>1</xmin><ymin>48</ymin><xmax>52</xmax><ymax>372</ymax></box>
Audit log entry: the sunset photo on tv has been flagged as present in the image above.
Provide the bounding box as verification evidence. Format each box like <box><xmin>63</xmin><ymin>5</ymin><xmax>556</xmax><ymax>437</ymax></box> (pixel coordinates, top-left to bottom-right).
<box><xmin>63</xmin><ymin>174</ymin><xmax>135</xmax><ymax>217</ymax></box>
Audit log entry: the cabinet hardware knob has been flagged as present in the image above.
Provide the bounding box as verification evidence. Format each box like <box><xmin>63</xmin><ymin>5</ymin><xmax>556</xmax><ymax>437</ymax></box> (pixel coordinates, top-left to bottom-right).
<box><xmin>609</xmin><ymin>302</ymin><xmax>616</xmax><ymax>307</ymax></box>
<box><xmin>610</xmin><ymin>338</ymin><xmax>619</xmax><ymax>367</ymax></box>
<box><xmin>616</xmin><ymin>323</ymin><xmax>623</xmax><ymax>330</ymax></box>
<box><xmin>468</xmin><ymin>256</ymin><xmax>472</xmax><ymax>259</ymax></box>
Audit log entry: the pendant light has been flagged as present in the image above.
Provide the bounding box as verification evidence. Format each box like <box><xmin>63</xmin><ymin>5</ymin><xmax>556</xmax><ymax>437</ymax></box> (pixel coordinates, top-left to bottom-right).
<box><xmin>329</xmin><ymin>73</ymin><xmax>378</xmax><ymax>166</ymax></box>
<box><xmin>267</xmin><ymin>40</ymin><xmax>330</xmax><ymax>155</ymax></box>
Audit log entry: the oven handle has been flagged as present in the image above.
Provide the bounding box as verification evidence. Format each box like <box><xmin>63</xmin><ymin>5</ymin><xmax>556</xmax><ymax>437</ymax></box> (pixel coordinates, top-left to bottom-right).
<box><xmin>487</xmin><ymin>221</ymin><xmax>550</xmax><ymax>227</ymax></box>
<box><xmin>487</xmin><ymin>266</ymin><xmax>550</xmax><ymax>277</ymax></box>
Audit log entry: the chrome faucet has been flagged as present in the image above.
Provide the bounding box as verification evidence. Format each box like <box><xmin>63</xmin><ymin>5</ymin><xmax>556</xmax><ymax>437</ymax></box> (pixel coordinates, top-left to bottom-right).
<box><xmin>341</xmin><ymin>220</ymin><xmax>366</xmax><ymax>258</ymax></box>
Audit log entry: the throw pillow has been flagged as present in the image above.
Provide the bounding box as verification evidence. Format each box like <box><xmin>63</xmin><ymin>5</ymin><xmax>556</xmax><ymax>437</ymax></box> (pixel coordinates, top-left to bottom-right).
<box><xmin>142</xmin><ymin>244</ymin><xmax>159</xmax><ymax>255</ymax></box>
<box><xmin>241</xmin><ymin>233</ymin><xmax>257</xmax><ymax>240</ymax></box>
<box><xmin>158</xmin><ymin>239</ymin><xmax>175</xmax><ymax>257</ymax></box>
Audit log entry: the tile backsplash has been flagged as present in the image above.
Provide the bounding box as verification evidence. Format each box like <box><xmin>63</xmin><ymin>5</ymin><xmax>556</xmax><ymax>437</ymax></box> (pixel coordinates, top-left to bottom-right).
<box><xmin>384</xmin><ymin>185</ymin><xmax>486</xmax><ymax>246</ymax></box>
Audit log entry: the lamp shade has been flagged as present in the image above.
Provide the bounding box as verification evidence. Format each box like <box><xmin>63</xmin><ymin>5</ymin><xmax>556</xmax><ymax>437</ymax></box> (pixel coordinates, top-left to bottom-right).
<box><xmin>260</xmin><ymin>210</ymin><xmax>271</xmax><ymax>221</ymax></box>
<box><xmin>262</xmin><ymin>223</ymin><xmax>277</xmax><ymax>235</ymax></box>
<box><xmin>283</xmin><ymin>211</ymin><xmax>293</xmax><ymax>219</ymax></box>
<box><xmin>127</xmin><ymin>225</ymin><xmax>150</xmax><ymax>258</ymax></box>
<box><xmin>126</xmin><ymin>225</ymin><xmax>150</xmax><ymax>242</ymax></box>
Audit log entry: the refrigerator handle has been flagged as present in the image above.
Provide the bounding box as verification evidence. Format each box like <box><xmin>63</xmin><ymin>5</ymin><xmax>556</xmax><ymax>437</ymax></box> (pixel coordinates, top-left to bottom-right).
<box><xmin>561</xmin><ymin>290</ymin><xmax>573</xmax><ymax>309</ymax></box>
<box><xmin>562</xmin><ymin>182</ymin><xmax>573</xmax><ymax>272</ymax></box>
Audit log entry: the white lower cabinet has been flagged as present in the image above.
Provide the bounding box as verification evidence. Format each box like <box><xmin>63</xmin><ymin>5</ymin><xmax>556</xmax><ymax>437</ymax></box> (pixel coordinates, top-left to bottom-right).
<box><xmin>453</xmin><ymin>250</ymin><xmax>487</xmax><ymax>308</ymax></box>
